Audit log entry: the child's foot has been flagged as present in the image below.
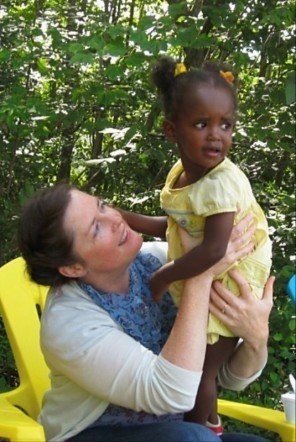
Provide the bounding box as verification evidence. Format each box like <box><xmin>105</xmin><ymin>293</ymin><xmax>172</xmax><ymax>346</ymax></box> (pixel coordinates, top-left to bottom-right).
<box><xmin>206</xmin><ymin>415</ymin><xmax>223</xmax><ymax>436</ymax></box>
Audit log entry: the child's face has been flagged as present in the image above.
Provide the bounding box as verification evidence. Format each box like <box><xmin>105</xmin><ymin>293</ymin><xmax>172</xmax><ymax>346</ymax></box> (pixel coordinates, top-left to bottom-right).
<box><xmin>166</xmin><ymin>85</ymin><xmax>235</xmax><ymax>176</ymax></box>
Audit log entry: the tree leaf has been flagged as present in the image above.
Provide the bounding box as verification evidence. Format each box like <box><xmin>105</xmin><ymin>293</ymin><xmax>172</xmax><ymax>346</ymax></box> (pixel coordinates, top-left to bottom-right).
<box><xmin>285</xmin><ymin>71</ymin><xmax>295</xmax><ymax>105</ymax></box>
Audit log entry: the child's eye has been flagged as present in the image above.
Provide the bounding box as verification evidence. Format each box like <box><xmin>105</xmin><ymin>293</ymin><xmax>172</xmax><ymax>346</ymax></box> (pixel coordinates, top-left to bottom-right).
<box><xmin>195</xmin><ymin>121</ymin><xmax>206</xmax><ymax>129</ymax></box>
<box><xmin>221</xmin><ymin>122</ymin><xmax>232</xmax><ymax>131</ymax></box>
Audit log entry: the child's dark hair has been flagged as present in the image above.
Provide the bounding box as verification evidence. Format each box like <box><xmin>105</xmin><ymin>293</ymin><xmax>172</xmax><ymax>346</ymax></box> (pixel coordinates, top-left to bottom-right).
<box><xmin>151</xmin><ymin>56</ymin><xmax>238</xmax><ymax>120</ymax></box>
<box><xmin>18</xmin><ymin>183</ymin><xmax>81</xmax><ymax>287</ymax></box>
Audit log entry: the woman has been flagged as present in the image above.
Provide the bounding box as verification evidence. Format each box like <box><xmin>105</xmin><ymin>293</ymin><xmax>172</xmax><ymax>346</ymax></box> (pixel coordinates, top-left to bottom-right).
<box><xmin>18</xmin><ymin>183</ymin><xmax>273</xmax><ymax>442</ymax></box>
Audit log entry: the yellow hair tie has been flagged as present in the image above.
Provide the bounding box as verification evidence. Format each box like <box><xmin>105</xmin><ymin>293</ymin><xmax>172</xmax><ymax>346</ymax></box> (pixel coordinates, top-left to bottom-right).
<box><xmin>220</xmin><ymin>70</ymin><xmax>235</xmax><ymax>84</ymax></box>
<box><xmin>174</xmin><ymin>62</ymin><xmax>187</xmax><ymax>77</ymax></box>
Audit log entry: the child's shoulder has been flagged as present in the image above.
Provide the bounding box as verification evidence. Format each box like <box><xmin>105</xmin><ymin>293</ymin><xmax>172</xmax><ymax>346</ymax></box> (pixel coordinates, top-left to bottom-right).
<box><xmin>193</xmin><ymin>158</ymin><xmax>252</xmax><ymax>197</ymax></box>
<box><xmin>209</xmin><ymin>158</ymin><xmax>248</xmax><ymax>182</ymax></box>
<box><xmin>165</xmin><ymin>159</ymin><xmax>183</xmax><ymax>183</ymax></box>
<box><xmin>218</xmin><ymin>157</ymin><xmax>243</xmax><ymax>173</ymax></box>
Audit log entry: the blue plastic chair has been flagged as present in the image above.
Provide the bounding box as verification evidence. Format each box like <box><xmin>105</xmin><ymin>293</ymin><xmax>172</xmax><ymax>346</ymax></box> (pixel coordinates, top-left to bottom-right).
<box><xmin>287</xmin><ymin>274</ymin><xmax>296</xmax><ymax>304</ymax></box>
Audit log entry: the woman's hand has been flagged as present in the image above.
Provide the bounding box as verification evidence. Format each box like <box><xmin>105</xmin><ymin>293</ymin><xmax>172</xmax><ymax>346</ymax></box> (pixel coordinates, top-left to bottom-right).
<box><xmin>179</xmin><ymin>212</ymin><xmax>256</xmax><ymax>277</ymax></box>
<box><xmin>209</xmin><ymin>269</ymin><xmax>274</xmax><ymax>376</ymax></box>
<box><xmin>209</xmin><ymin>269</ymin><xmax>274</xmax><ymax>345</ymax></box>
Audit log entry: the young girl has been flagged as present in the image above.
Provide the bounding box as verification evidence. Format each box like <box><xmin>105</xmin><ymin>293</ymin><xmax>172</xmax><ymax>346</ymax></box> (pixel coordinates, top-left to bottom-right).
<box><xmin>120</xmin><ymin>56</ymin><xmax>272</xmax><ymax>435</ymax></box>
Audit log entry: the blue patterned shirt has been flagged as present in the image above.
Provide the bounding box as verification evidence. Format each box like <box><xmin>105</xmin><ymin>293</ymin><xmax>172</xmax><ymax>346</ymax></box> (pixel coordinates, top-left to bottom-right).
<box><xmin>79</xmin><ymin>252</ymin><xmax>182</xmax><ymax>426</ymax></box>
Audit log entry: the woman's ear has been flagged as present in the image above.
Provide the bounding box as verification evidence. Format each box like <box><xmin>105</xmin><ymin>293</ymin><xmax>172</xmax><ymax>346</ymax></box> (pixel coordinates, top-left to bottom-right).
<box><xmin>163</xmin><ymin>119</ymin><xmax>176</xmax><ymax>142</ymax></box>
<box><xmin>58</xmin><ymin>263</ymin><xmax>86</xmax><ymax>279</ymax></box>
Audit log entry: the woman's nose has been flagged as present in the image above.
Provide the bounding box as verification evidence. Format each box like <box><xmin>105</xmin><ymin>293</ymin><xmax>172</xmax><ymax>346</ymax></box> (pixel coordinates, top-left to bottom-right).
<box><xmin>110</xmin><ymin>210</ymin><xmax>123</xmax><ymax>231</ymax></box>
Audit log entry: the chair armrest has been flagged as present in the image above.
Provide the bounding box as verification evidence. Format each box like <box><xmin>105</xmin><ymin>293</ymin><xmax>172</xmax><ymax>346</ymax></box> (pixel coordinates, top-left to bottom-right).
<box><xmin>218</xmin><ymin>399</ymin><xmax>295</xmax><ymax>442</ymax></box>
<box><xmin>0</xmin><ymin>398</ymin><xmax>45</xmax><ymax>441</ymax></box>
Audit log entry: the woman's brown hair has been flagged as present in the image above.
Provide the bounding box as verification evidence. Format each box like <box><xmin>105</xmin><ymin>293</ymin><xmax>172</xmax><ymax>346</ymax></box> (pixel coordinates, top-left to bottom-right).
<box><xmin>18</xmin><ymin>183</ymin><xmax>80</xmax><ymax>287</ymax></box>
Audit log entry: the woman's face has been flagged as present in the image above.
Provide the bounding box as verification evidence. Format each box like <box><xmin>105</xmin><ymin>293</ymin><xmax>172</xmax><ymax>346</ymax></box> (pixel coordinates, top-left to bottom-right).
<box><xmin>63</xmin><ymin>190</ymin><xmax>143</xmax><ymax>277</ymax></box>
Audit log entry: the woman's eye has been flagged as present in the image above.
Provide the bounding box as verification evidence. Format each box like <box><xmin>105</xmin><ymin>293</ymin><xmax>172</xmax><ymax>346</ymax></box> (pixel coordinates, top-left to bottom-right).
<box><xmin>99</xmin><ymin>200</ymin><xmax>109</xmax><ymax>212</ymax></box>
<box><xmin>94</xmin><ymin>222</ymin><xmax>100</xmax><ymax>237</ymax></box>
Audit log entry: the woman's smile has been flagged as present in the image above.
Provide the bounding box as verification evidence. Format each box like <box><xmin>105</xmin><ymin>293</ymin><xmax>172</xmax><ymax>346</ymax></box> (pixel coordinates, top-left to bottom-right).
<box><xmin>118</xmin><ymin>225</ymin><xmax>128</xmax><ymax>246</ymax></box>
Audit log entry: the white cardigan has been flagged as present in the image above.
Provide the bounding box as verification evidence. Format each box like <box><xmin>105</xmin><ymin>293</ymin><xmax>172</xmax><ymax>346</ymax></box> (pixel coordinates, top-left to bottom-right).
<box><xmin>38</xmin><ymin>242</ymin><xmax>263</xmax><ymax>441</ymax></box>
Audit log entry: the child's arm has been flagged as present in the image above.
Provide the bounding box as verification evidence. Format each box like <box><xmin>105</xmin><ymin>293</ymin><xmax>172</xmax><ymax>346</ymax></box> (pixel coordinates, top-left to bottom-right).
<box><xmin>118</xmin><ymin>208</ymin><xmax>168</xmax><ymax>239</ymax></box>
<box><xmin>151</xmin><ymin>212</ymin><xmax>236</xmax><ymax>301</ymax></box>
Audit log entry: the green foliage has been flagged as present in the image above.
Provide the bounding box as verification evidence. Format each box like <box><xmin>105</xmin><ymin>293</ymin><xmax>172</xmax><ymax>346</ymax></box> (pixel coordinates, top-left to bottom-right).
<box><xmin>0</xmin><ymin>318</ymin><xmax>18</xmax><ymax>393</ymax></box>
<box><xmin>0</xmin><ymin>1</ymin><xmax>295</xmax><ymax>437</ymax></box>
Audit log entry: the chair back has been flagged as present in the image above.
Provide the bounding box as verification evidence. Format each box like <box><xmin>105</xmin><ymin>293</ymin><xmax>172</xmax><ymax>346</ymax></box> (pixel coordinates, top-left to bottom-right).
<box><xmin>0</xmin><ymin>257</ymin><xmax>50</xmax><ymax>420</ymax></box>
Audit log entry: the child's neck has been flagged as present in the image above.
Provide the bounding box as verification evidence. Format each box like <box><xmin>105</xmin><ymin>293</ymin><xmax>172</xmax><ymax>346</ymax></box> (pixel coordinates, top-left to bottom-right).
<box><xmin>178</xmin><ymin>159</ymin><xmax>224</xmax><ymax>188</ymax></box>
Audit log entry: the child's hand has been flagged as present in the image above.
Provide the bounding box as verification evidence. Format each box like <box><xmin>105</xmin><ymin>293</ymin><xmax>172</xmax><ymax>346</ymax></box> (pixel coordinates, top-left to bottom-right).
<box><xmin>150</xmin><ymin>266</ymin><xmax>170</xmax><ymax>303</ymax></box>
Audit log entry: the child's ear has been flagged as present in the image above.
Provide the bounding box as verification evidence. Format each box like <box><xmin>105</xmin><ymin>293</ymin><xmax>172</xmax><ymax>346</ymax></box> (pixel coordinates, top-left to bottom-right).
<box><xmin>163</xmin><ymin>119</ymin><xmax>176</xmax><ymax>142</ymax></box>
<box><xmin>58</xmin><ymin>262</ymin><xmax>86</xmax><ymax>279</ymax></box>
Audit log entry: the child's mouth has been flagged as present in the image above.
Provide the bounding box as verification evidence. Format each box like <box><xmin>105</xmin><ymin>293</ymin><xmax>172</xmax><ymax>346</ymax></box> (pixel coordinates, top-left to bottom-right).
<box><xmin>203</xmin><ymin>147</ymin><xmax>222</xmax><ymax>157</ymax></box>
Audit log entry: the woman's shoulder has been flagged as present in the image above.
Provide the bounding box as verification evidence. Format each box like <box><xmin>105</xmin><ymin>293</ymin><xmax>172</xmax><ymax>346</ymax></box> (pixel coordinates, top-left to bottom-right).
<box><xmin>42</xmin><ymin>282</ymin><xmax>119</xmax><ymax>334</ymax></box>
<box><xmin>140</xmin><ymin>241</ymin><xmax>168</xmax><ymax>265</ymax></box>
<box><xmin>41</xmin><ymin>282</ymin><xmax>121</xmax><ymax>358</ymax></box>
<box><xmin>45</xmin><ymin>281</ymin><xmax>115</xmax><ymax>315</ymax></box>
<box><xmin>46</xmin><ymin>281</ymin><xmax>96</xmax><ymax>309</ymax></box>
<box><xmin>134</xmin><ymin>249</ymin><xmax>164</xmax><ymax>286</ymax></box>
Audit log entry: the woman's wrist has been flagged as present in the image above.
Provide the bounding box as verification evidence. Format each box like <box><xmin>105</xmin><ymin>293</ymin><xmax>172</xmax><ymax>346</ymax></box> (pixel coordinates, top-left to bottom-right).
<box><xmin>243</xmin><ymin>338</ymin><xmax>268</xmax><ymax>357</ymax></box>
<box><xmin>182</xmin><ymin>270</ymin><xmax>215</xmax><ymax>303</ymax></box>
<box><xmin>228</xmin><ymin>338</ymin><xmax>268</xmax><ymax>378</ymax></box>
<box><xmin>242</xmin><ymin>332</ymin><xmax>269</xmax><ymax>356</ymax></box>
<box><xmin>242</xmin><ymin>318</ymin><xmax>269</xmax><ymax>353</ymax></box>
<box><xmin>230</xmin><ymin>317</ymin><xmax>268</xmax><ymax>377</ymax></box>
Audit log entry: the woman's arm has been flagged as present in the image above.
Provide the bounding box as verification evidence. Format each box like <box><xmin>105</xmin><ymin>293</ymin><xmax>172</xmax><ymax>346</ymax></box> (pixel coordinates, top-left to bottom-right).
<box><xmin>117</xmin><ymin>208</ymin><xmax>167</xmax><ymax>239</ymax></box>
<box><xmin>209</xmin><ymin>269</ymin><xmax>274</xmax><ymax>384</ymax></box>
<box><xmin>151</xmin><ymin>211</ymin><xmax>235</xmax><ymax>301</ymax></box>
<box><xmin>161</xmin><ymin>272</ymin><xmax>212</xmax><ymax>372</ymax></box>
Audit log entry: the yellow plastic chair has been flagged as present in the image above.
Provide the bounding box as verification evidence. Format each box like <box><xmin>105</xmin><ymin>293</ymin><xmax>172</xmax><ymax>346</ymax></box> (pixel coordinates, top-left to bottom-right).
<box><xmin>218</xmin><ymin>399</ymin><xmax>295</xmax><ymax>441</ymax></box>
<box><xmin>0</xmin><ymin>257</ymin><xmax>49</xmax><ymax>441</ymax></box>
<box><xmin>0</xmin><ymin>257</ymin><xmax>295</xmax><ymax>441</ymax></box>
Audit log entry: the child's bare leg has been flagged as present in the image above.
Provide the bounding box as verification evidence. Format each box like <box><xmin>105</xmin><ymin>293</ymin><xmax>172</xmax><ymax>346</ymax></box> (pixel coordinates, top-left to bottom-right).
<box><xmin>184</xmin><ymin>336</ymin><xmax>238</xmax><ymax>425</ymax></box>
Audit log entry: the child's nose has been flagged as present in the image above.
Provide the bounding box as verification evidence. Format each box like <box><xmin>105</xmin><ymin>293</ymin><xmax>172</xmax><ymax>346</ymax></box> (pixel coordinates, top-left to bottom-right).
<box><xmin>208</xmin><ymin>126</ymin><xmax>221</xmax><ymax>140</ymax></box>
